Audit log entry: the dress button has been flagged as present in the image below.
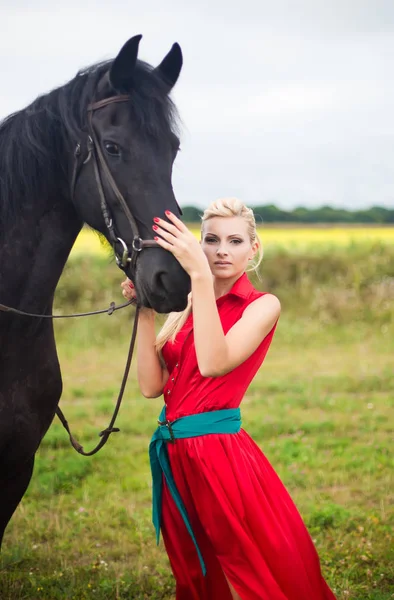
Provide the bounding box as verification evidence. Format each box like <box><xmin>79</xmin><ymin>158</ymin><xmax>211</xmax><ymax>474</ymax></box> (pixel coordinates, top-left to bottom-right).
<box><xmin>175</xmin><ymin>363</ymin><xmax>179</xmax><ymax>367</ymax></box>
<box><xmin>171</xmin><ymin>377</ymin><xmax>175</xmax><ymax>382</ymax></box>
<box><xmin>167</xmin><ymin>390</ymin><xmax>171</xmax><ymax>395</ymax></box>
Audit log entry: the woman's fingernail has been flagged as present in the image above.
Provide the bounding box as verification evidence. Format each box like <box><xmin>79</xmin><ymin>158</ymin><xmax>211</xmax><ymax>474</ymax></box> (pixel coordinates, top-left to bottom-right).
<box><xmin>128</xmin><ymin>282</ymin><xmax>134</xmax><ymax>288</ymax></box>
<box><xmin>152</xmin><ymin>225</ymin><xmax>158</xmax><ymax>231</ymax></box>
<box><xmin>154</xmin><ymin>236</ymin><xmax>159</xmax><ymax>241</ymax></box>
<box><xmin>165</xmin><ymin>210</ymin><xmax>171</xmax><ymax>216</ymax></box>
<box><xmin>153</xmin><ymin>217</ymin><xmax>160</xmax><ymax>223</ymax></box>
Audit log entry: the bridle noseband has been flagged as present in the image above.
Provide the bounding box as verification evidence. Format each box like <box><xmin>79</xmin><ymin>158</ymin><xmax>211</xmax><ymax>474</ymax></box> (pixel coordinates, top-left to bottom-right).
<box><xmin>71</xmin><ymin>94</ymin><xmax>159</xmax><ymax>272</ymax></box>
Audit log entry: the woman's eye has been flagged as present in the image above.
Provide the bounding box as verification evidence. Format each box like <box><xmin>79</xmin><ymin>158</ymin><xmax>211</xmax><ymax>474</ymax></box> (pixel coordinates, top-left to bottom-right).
<box><xmin>104</xmin><ymin>142</ymin><xmax>121</xmax><ymax>156</ymax></box>
<box><xmin>231</xmin><ymin>239</ymin><xmax>242</xmax><ymax>244</ymax></box>
<box><xmin>205</xmin><ymin>238</ymin><xmax>217</xmax><ymax>243</ymax></box>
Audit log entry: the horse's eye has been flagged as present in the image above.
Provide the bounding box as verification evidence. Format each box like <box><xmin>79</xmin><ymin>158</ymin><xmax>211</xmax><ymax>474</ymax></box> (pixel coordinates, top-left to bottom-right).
<box><xmin>104</xmin><ymin>142</ymin><xmax>120</xmax><ymax>156</ymax></box>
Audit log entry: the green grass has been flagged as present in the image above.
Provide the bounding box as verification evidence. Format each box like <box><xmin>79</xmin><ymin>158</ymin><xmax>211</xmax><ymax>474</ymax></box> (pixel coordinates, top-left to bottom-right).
<box><xmin>1</xmin><ymin>245</ymin><xmax>393</xmax><ymax>599</ymax></box>
<box><xmin>1</xmin><ymin>318</ymin><xmax>393</xmax><ymax>599</ymax></box>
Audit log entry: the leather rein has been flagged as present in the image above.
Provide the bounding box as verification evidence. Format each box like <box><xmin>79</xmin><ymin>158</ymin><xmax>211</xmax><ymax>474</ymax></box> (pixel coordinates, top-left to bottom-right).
<box><xmin>0</xmin><ymin>93</ymin><xmax>161</xmax><ymax>456</ymax></box>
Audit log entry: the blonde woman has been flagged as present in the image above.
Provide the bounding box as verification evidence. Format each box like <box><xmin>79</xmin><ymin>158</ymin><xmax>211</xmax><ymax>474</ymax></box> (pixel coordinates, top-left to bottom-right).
<box><xmin>121</xmin><ymin>198</ymin><xmax>336</xmax><ymax>600</ymax></box>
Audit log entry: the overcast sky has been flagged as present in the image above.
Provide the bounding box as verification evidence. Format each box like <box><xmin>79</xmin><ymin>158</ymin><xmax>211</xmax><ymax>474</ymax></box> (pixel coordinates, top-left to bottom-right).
<box><xmin>1</xmin><ymin>0</ymin><xmax>393</xmax><ymax>210</ymax></box>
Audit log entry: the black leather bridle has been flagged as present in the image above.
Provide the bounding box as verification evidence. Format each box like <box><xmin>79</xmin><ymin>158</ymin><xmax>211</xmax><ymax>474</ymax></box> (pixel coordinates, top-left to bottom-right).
<box><xmin>71</xmin><ymin>94</ymin><xmax>159</xmax><ymax>273</ymax></box>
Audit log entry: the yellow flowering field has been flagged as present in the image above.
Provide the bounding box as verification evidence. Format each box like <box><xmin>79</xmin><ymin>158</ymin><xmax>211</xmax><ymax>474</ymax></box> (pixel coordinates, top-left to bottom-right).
<box><xmin>71</xmin><ymin>225</ymin><xmax>394</xmax><ymax>257</ymax></box>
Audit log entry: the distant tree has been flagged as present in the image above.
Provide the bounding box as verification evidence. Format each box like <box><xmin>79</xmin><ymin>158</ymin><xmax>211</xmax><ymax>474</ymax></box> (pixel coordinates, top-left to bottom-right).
<box><xmin>384</xmin><ymin>209</ymin><xmax>394</xmax><ymax>224</ymax></box>
<box><xmin>363</xmin><ymin>206</ymin><xmax>394</xmax><ymax>223</ymax></box>
<box><xmin>181</xmin><ymin>205</ymin><xmax>203</xmax><ymax>222</ymax></box>
<box><xmin>293</xmin><ymin>207</ymin><xmax>315</xmax><ymax>223</ymax></box>
<box><xmin>313</xmin><ymin>206</ymin><xmax>353</xmax><ymax>223</ymax></box>
<box><xmin>352</xmin><ymin>210</ymin><xmax>375</xmax><ymax>223</ymax></box>
<box><xmin>179</xmin><ymin>203</ymin><xmax>394</xmax><ymax>224</ymax></box>
<box><xmin>253</xmin><ymin>204</ymin><xmax>293</xmax><ymax>222</ymax></box>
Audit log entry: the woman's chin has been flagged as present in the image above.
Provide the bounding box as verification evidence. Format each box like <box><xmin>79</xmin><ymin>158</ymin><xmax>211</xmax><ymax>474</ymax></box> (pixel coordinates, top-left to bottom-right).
<box><xmin>212</xmin><ymin>267</ymin><xmax>236</xmax><ymax>278</ymax></box>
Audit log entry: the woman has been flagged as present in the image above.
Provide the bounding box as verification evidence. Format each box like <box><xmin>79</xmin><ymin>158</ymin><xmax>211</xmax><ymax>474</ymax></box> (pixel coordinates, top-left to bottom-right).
<box><xmin>121</xmin><ymin>198</ymin><xmax>336</xmax><ymax>600</ymax></box>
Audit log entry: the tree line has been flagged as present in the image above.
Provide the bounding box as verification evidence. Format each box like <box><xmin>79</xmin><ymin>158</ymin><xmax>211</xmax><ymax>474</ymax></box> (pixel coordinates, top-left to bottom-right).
<box><xmin>181</xmin><ymin>204</ymin><xmax>394</xmax><ymax>224</ymax></box>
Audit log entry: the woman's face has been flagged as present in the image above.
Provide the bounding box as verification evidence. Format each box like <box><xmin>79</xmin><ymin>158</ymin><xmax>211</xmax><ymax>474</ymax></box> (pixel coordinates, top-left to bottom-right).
<box><xmin>201</xmin><ymin>216</ymin><xmax>258</xmax><ymax>279</ymax></box>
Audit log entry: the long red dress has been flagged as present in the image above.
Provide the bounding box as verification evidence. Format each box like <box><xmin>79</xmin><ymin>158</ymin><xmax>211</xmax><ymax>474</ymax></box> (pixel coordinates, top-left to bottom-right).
<box><xmin>160</xmin><ymin>272</ymin><xmax>336</xmax><ymax>600</ymax></box>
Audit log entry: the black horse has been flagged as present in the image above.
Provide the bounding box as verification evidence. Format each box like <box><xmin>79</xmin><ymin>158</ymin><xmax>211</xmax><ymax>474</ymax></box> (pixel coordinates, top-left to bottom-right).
<box><xmin>0</xmin><ymin>35</ymin><xmax>190</xmax><ymax>546</ymax></box>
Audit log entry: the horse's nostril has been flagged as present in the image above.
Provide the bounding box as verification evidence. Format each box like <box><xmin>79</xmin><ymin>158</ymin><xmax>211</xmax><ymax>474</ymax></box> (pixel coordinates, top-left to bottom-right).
<box><xmin>141</xmin><ymin>267</ymin><xmax>189</xmax><ymax>313</ymax></box>
<box><xmin>153</xmin><ymin>271</ymin><xmax>168</xmax><ymax>295</ymax></box>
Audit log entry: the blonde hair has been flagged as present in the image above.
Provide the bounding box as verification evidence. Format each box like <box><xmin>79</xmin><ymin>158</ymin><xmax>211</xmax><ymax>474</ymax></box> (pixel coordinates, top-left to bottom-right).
<box><xmin>155</xmin><ymin>197</ymin><xmax>263</xmax><ymax>353</ymax></box>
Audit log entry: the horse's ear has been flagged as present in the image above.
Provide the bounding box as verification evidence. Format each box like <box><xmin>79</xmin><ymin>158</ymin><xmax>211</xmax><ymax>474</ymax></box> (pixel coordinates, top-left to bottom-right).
<box><xmin>154</xmin><ymin>43</ymin><xmax>183</xmax><ymax>90</ymax></box>
<box><xmin>109</xmin><ymin>35</ymin><xmax>142</xmax><ymax>93</ymax></box>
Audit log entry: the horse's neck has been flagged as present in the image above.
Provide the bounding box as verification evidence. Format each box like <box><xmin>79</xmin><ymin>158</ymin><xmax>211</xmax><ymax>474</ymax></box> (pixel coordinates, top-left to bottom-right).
<box><xmin>0</xmin><ymin>200</ymin><xmax>82</xmax><ymax>327</ymax></box>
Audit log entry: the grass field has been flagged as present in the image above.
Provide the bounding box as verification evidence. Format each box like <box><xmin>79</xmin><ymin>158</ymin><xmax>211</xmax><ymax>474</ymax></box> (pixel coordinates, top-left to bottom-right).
<box><xmin>0</xmin><ymin>233</ymin><xmax>393</xmax><ymax>600</ymax></box>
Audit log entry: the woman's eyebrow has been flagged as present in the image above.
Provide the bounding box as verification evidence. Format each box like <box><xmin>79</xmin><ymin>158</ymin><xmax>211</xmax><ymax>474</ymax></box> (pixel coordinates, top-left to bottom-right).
<box><xmin>204</xmin><ymin>233</ymin><xmax>243</xmax><ymax>238</ymax></box>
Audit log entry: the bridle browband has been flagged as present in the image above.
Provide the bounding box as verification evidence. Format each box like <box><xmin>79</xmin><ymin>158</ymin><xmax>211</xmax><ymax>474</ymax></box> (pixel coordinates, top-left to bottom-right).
<box><xmin>71</xmin><ymin>93</ymin><xmax>159</xmax><ymax>272</ymax></box>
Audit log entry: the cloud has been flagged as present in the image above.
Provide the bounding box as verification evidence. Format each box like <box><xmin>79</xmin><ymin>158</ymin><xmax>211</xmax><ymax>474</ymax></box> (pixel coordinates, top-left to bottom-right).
<box><xmin>0</xmin><ymin>0</ymin><xmax>393</xmax><ymax>209</ymax></box>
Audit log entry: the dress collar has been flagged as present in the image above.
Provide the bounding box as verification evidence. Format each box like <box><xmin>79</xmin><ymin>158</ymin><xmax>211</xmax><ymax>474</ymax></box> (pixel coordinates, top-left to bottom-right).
<box><xmin>216</xmin><ymin>272</ymin><xmax>254</xmax><ymax>303</ymax></box>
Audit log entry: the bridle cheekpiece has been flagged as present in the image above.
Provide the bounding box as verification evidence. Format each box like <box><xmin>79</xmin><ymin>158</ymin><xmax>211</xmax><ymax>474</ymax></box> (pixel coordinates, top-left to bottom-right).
<box><xmin>71</xmin><ymin>94</ymin><xmax>159</xmax><ymax>272</ymax></box>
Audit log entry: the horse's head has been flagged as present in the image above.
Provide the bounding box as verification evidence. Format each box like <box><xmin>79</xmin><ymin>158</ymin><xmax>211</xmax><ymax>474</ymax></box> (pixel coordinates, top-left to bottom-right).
<box><xmin>72</xmin><ymin>35</ymin><xmax>190</xmax><ymax>313</ymax></box>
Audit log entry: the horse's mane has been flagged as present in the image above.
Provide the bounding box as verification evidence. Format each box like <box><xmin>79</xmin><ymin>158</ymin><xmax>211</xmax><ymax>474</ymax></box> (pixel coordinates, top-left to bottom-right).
<box><xmin>0</xmin><ymin>59</ymin><xmax>179</xmax><ymax>230</ymax></box>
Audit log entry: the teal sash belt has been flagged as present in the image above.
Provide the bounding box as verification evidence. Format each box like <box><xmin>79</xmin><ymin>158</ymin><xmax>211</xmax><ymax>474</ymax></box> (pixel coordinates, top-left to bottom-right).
<box><xmin>149</xmin><ymin>406</ymin><xmax>241</xmax><ymax>576</ymax></box>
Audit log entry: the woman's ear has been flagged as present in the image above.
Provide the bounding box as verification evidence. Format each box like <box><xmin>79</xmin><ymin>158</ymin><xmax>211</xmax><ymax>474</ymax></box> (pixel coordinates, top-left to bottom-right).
<box><xmin>249</xmin><ymin>240</ymin><xmax>259</xmax><ymax>260</ymax></box>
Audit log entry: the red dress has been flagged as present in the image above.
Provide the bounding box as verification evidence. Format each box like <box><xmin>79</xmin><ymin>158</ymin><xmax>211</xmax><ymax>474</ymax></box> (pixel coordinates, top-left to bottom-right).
<box><xmin>160</xmin><ymin>273</ymin><xmax>336</xmax><ymax>600</ymax></box>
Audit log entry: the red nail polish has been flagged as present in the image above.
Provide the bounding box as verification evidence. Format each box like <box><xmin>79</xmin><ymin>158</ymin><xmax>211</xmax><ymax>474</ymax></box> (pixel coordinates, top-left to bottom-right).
<box><xmin>153</xmin><ymin>217</ymin><xmax>160</xmax><ymax>223</ymax></box>
<box><xmin>152</xmin><ymin>225</ymin><xmax>158</xmax><ymax>231</ymax></box>
<box><xmin>154</xmin><ymin>236</ymin><xmax>159</xmax><ymax>241</ymax></box>
<box><xmin>165</xmin><ymin>210</ymin><xmax>171</xmax><ymax>216</ymax></box>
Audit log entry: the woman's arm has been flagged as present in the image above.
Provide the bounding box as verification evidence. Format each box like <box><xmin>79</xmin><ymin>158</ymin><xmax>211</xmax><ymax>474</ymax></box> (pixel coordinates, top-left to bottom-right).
<box><xmin>121</xmin><ymin>279</ymin><xmax>168</xmax><ymax>398</ymax></box>
<box><xmin>136</xmin><ymin>310</ymin><xmax>169</xmax><ymax>397</ymax></box>
<box><xmin>191</xmin><ymin>273</ymin><xmax>280</xmax><ymax>377</ymax></box>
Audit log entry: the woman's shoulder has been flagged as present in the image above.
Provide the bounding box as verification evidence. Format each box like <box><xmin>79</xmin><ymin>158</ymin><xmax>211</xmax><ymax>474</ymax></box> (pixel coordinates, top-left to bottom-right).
<box><xmin>252</xmin><ymin>289</ymin><xmax>280</xmax><ymax>302</ymax></box>
<box><xmin>233</xmin><ymin>274</ymin><xmax>280</xmax><ymax>314</ymax></box>
<box><xmin>244</xmin><ymin>291</ymin><xmax>281</xmax><ymax>319</ymax></box>
<box><xmin>247</xmin><ymin>281</ymin><xmax>280</xmax><ymax>302</ymax></box>
<box><xmin>237</xmin><ymin>292</ymin><xmax>281</xmax><ymax>346</ymax></box>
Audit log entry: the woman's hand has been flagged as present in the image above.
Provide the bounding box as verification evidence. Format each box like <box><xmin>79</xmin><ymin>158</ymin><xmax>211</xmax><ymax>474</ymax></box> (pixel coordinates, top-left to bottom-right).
<box><xmin>121</xmin><ymin>278</ymin><xmax>137</xmax><ymax>302</ymax></box>
<box><xmin>152</xmin><ymin>211</ymin><xmax>211</xmax><ymax>280</ymax></box>
<box><xmin>120</xmin><ymin>279</ymin><xmax>155</xmax><ymax>316</ymax></box>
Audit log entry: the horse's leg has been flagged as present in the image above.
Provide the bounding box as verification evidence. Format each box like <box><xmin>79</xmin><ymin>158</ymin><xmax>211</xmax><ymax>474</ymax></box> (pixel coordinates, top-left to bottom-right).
<box><xmin>0</xmin><ymin>456</ymin><xmax>35</xmax><ymax>549</ymax></box>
